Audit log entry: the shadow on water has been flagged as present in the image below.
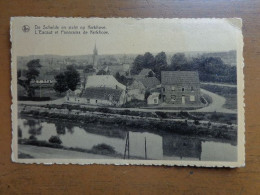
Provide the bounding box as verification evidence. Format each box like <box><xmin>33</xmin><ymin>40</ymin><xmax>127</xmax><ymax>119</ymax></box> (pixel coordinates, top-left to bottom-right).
<box><xmin>19</xmin><ymin>117</ymin><xmax>237</xmax><ymax>161</ymax></box>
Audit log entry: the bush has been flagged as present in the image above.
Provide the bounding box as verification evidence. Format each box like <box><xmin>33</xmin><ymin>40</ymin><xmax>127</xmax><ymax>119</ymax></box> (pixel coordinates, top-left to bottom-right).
<box><xmin>49</xmin><ymin>136</ymin><xmax>62</xmax><ymax>144</ymax></box>
<box><xmin>155</xmin><ymin>111</ymin><xmax>168</xmax><ymax>118</ymax></box>
<box><xmin>18</xmin><ymin>127</ymin><xmax>22</xmax><ymax>138</ymax></box>
<box><xmin>194</xmin><ymin>120</ymin><xmax>200</xmax><ymax>125</ymax></box>
<box><xmin>92</xmin><ymin>144</ymin><xmax>116</xmax><ymax>154</ymax></box>
<box><xmin>96</xmin><ymin>107</ymin><xmax>111</xmax><ymax>113</ymax></box>
<box><xmin>29</xmin><ymin>135</ymin><xmax>37</xmax><ymax>140</ymax></box>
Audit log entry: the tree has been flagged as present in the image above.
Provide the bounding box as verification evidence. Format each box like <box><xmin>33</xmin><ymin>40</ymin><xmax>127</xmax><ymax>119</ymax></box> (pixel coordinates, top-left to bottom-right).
<box><xmin>131</xmin><ymin>55</ymin><xmax>144</xmax><ymax>75</ymax></box>
<box><xmin>144</xmin><ymin>90</ymin><xmax>150</xmax><ymax>101</ymax></box>
<box><xmin>170</xmin><ymin>53</ymin><xmax>189</xmax><ymax>70</ymax></box>
<box><xmin>84</xmin><ymin>65</ymin><xmax>95</xmax><ymax>74</ymax></box>
<box><xmin>153</xmin><ymin>52</ymin><xmax>168</xmax><ymax>80</ymax></box>
<box><xmin>64</xmin><ymin>65</ymin><xmax>80</xmax><ymax>91</ymax></box>
<box><xmin>53</xmin><ymin>73</ymin><xmax>68</xmax><ymax>94</ymax></box>
<box><xmin>26</xmin><ymin>59</ymin><xmax>42</xmax><ymax>85</ymax></box>
<box><xmin>148</xmin><ymin>71</ymin><xmax>154</xmax><ymax>77</ymax></box>
<box><xmin>97</xmin><ymin>69</ymin><xmax>107</xmax><ymax>75</ymax></box>
<box><xmin>24</xmin><ymin>59</ymin><xmax>42</xmax><ymax>97</ymax></box>
<box><xmin>115</xmin><ymin>72</ymin><xmax>128</xmax><ymax>85</ymax></box>
<box><xmin>143</xmin><ymin>52</ymin><xmax>155</xmax><ymax>69</ymax></box>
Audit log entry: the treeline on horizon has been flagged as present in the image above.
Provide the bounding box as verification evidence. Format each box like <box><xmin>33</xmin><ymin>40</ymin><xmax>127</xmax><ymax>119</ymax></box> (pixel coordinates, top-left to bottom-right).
<box><xmin>131</xmin><ymin>52</ymin><xmax>237</xmax><ymax>84</ymax></box>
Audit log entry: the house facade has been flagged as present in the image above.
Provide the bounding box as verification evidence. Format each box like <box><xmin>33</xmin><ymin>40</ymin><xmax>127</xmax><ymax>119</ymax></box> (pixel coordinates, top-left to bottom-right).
<box><xmin>161</xmin><ymin>71</ymin><xmax>201</xmax><ymax>106</ymax></box>
<box><xmin>67</xmin><ymin>75</ymin><xmax>126</xmax><ymax>106</ymax></box>
<box><xmin>30</xmin><ymin>75</ymin><xmax>55</xmax><ymax>87</ymax></box>
<box><xmin>147</xmin><ymin>92</ymin><xmax>160</xmax><ymax>105</ymax></box>
<box><xmin>126</xmin><ymin>80</ymin><xmax>146</xmax><ymax>101</ymax></box>
<box><xmin>66</xmin><ymin>87</ymin><xmax>126</xmax><ymax>106</ymax></box>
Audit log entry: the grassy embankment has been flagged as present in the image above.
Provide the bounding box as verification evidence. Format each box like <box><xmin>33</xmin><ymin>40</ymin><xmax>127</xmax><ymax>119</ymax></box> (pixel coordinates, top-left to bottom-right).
<box><xmin>18</xmin><ymin>139</ymin><xmax>125</xmax><ymax>159</ymax></box>
<box><xmin>200</xmin><ymin>84</ymin><xmax>237</xmax><ymax>110</ymax></box>
<box><xmin>19</xmin><ymin>104</ymin><xmax>237</xmax><ymax>141</ymax></box>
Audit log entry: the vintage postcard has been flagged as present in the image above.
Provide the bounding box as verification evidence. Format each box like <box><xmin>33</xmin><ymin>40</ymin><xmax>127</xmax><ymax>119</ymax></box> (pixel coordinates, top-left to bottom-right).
<box><xmin>11</xmin><ymin>17</ymin><xmax>245</xmax><ymax>167</ymax></box>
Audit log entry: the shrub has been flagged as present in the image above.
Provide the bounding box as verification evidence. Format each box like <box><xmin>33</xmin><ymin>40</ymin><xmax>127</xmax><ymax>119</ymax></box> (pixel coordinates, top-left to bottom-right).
<box><xmin>49</xmin><ymin>136</ymin><xmax>62</xmax><ymax>144</ymax></box>
<box><xmin>155</xmin><ymin>111</ymin><xmax>168</xmax><ymax>118</ymax></box>
<box><xmin>18</xmin><ymin>127</ymin><xmax>22</xmax><ymax>138</ymax></box>
<box><xmin>96</xmin><ymin>107</ymin><xmax>111</xmax><ymax>113</ymax></box>
<box><xmin>194</xmin><ymin>120</ymin><xmax>200</xmax><ymax>125</ymax></box>
<box><xmin>92</xmin><ymin>144</ymin><xmax>116</xmax><ymax>154</ymax></box>
<box><xmin>29</xmin><ymin>135</ymin><xmax>37</xmax><ymax>140</ymax></box>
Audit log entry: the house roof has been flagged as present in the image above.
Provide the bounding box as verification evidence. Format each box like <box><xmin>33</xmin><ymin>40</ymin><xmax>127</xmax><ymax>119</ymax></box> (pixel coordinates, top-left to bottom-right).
<box><xmin>81</xmin><ymin>87</ymin><xmax>123</xmax><ymax>102</ymax></box>
<box><xmin>86</xmin><ymin>75</ymin><xmax>126</xmax><ymax>90</ymax></box>
<box><xmin>136</xmin><ymin>77</ymin><xmax>160</xmax><ymax>89</ymax></box>
<box><xmin>148</xmin><ymin>92</ymin><xmax>160</xmax><ymax>100</ymax></box>
<box><xmin>161</xmin><ymin>71</ymin><xmax>200</xmax><ymax>85</ymax></box>
<box><xmin>127</xmin><ymin>80</ymin><xmax>145</xmax><ymax>90</ymax></box>
<box><xmin>139</xmin><ymin>68</ymin><xmax>153</xmax><ymax>76</ymax></box>
<box><xmin>34</xmin><ymin>75</ymin><xmax>55</xmax><ymax>81</ymax></box>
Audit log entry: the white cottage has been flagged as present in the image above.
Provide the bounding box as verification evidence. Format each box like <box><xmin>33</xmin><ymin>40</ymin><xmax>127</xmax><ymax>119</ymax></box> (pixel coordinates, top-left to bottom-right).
<box><xmin>147</xmin><ymin>92</ymin><xmax>160</xmax><ymax>105</ymax></box>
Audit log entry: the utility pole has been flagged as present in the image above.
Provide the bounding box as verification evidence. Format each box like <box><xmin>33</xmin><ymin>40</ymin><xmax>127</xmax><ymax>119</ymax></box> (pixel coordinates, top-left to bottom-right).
<box><xmin>124</xmin><ymin>131</ymin><xmax>130</xmax><ymax>159</ymax></box>
<box><xmin>145</xmin><ymin>137</ymin><xmax>147</xmax><ymax>159</ymax></box>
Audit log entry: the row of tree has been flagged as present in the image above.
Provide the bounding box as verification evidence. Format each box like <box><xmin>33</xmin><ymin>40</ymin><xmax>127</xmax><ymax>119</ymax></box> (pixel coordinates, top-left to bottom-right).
<box><xmin>131</xmin><ymin>52</ymin><xmax>237</xmax><ymax>83</ymax></box>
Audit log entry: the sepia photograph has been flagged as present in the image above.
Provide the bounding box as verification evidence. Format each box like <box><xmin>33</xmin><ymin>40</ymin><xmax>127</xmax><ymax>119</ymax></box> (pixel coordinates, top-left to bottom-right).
<box><xmin>11</xmin><ymin>17</ymin><xmax>244</xmax><ymax>166</ymax></box>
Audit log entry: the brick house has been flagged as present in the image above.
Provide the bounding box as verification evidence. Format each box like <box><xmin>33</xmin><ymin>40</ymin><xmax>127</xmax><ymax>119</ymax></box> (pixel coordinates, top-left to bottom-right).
<box><xmin>161</xmin><ymin>71</ymin><xmax>201</xmax><ymax>106</ymax></box>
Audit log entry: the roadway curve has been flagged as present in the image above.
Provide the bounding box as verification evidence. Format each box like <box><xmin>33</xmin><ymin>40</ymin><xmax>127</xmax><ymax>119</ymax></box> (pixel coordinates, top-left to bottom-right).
<box><xmin>192</xmin><ymin>89</ymin><xmax>236</xmax><ymax>114</ymax></box>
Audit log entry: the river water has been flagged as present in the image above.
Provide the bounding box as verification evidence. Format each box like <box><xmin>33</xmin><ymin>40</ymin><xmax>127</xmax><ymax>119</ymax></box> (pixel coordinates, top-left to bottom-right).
<box><xmin>18</xmin><ymin>117</ymin><xmax>237</xmax><ymax>161</ymax></box>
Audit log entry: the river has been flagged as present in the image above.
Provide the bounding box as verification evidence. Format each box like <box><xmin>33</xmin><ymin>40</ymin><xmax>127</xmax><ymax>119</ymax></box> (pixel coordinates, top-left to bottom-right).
<box><xmin>18</xmin><ymin>117</ymin><xmax>237</xmax><ymax>161</ymax></box>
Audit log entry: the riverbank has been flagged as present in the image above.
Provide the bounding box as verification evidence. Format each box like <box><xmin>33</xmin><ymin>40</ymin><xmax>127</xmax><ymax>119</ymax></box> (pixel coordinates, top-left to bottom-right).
<box><xmin>19</xmin><ymin>105</ymin><xmax>237</xmax><ymax>141</ymax></box>
<box><xmin>18</xmin><ymin>144</ymin><xmax>118</xmax><ymax>159</ymax></box>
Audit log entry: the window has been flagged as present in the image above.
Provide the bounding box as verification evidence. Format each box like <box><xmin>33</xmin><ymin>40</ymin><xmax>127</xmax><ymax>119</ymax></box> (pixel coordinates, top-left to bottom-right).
<box><xmin>87</xmin><ymin>99</ymin><xmax>90</xmax><ymax>103</ymax></box>
<box><xmin>190</xmin><ymin>95</ymin><xmax>195</xmax><ymax>101</ymax></box>
<box><xmin>191</xmin><ymin>86</ymin><xmax>194</xmax><ymax>92</ymax></box>
<box><xmin>171</xmin><ymin>86</ymin><xmax>175</xmax><ymax>91</ymax></box>
<box><xmin>96</xmin><ymin>100</ymin><xmax>98</xmax><ymax>103</ymax></box>
<box><xmin>171</xmin><ymin>95</ymin><xmax>176</xmax><ymax>101</ymax></box>
<box><xmin>162</xmin><ymin>87</ymin><xmax>165</xmax><ymax>92</ymax></box>
<box><xmin>182</xmin><ymin>87</ymin><xmax>185</xmax><ymax>92</ymax></box>
<box><xmin>154</xmin><ymin>99</ymin><xmax>158</xmax><ymax>104</ymax></box>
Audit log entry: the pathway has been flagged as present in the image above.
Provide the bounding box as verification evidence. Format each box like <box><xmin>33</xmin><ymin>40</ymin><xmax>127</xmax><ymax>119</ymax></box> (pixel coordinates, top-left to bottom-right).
<box><xmin>201</xmin><ymin>82</ymin><xmax>237</xmax><ymax>88</ymax></box>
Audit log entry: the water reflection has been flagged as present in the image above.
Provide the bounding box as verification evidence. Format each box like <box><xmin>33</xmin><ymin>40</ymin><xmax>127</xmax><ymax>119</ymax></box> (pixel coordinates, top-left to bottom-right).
<box><xmin>19</xmin><ymin>117</ymin><xmax>237</xmax><ymax>161</ymax></box>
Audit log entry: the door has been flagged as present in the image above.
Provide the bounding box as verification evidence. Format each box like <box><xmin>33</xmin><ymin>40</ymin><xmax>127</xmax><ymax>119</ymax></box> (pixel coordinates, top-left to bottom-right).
<box><xmin>182</xmin><ymin>95</ymin><xmax>185</xmax><ymax>104</ymax></box>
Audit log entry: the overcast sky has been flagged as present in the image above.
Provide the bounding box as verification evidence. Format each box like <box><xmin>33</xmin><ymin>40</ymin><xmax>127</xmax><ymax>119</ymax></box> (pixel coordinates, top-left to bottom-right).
<box><xmin>12</xmin><ymin>18</ymin><xmax>242</xmax><ymax>56</ymax></box>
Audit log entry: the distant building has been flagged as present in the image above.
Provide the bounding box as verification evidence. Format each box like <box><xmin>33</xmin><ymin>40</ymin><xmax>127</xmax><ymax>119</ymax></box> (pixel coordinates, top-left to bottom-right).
<box><xmin>138</xmin><ymin>68</ymin><xmax>155</xmax><ymax>77</ymax></box>
<box><xmin>92</xmin><ymin>43</ymin><xmax>98</xmax><ymax>67</ymax></box>
<box><xmin>127</xmin><ymin>80</ymin><xmax>146</xmax><ymax>101</ymax></box>
<box><xmin>161</xmin><ymin>71</ymin><xmax>201</xmax><ymax>106</ymax></box>
<box><xmin>147</xmin><ymin>92</ymin><xmax>160</xmax><ymax>105</ymax></box>
<box><xmin>136</xmin><ymin>77</ymin><xmax>160</xmax><ymax>89</ymax></box>
<box><xmin>106</xmin><ymin>65</ymin><xmax>129</xmax><ymax>76</ymax></box>
<box><xmin>30</xmin><ymin>75</ymin><xmax>55</xmax><ymax>87</ymax></box>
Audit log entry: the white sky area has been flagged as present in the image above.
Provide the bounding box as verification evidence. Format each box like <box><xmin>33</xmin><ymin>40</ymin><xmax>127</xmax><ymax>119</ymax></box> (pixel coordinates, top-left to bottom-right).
<box><xmin>12</xmin><ymin>18</ymin><xmax>241</xmax><ymax>56</ymax></box>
